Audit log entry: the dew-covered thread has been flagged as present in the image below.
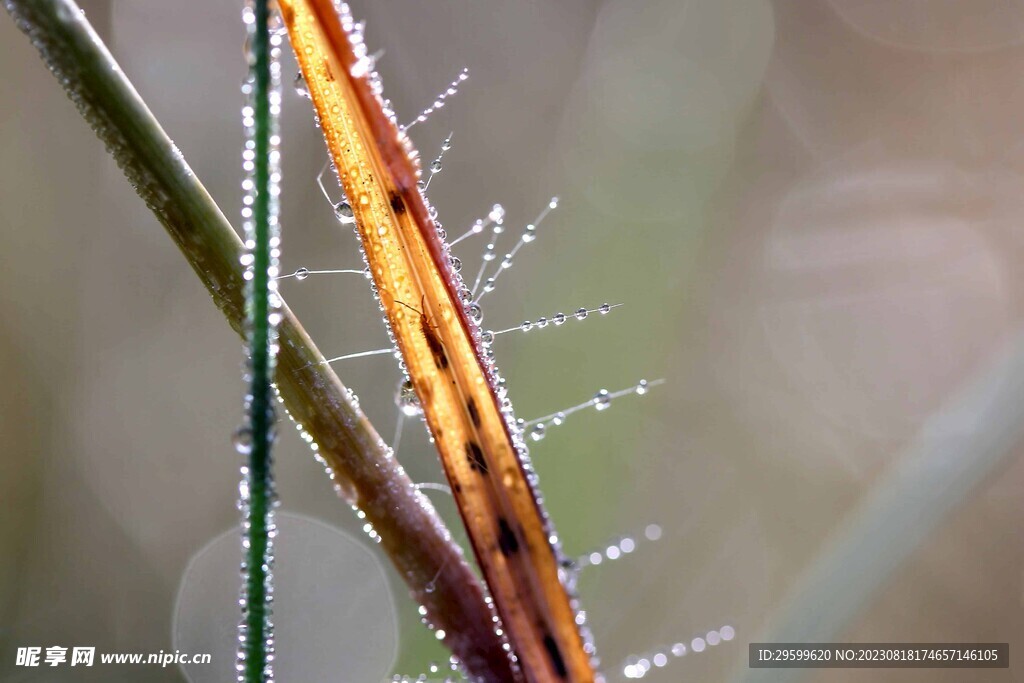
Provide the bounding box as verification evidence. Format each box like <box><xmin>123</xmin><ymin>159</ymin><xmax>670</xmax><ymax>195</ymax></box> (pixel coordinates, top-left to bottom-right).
<box><xmin>472</xmin><ymin>197</ymin><xmax>558</xmax><ymax>303</ymax></box>
<box><xmin>622</xmin><ymin>625</ymin><xmax>736</xmax><ymax>680</ymax></box>
<box><xmin>520</xmin><ymin>379</ymin><xmax>664</xmax><ymax>442</ymax></box>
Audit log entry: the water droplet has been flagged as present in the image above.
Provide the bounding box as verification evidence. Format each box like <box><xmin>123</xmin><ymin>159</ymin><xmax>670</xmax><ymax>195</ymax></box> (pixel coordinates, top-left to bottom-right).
<box><xmin>294</xmin><ymin>267</ymin><xmax>310</xmax><ymax>281</ymax></box>
<box><xmin>552</xmin><ymin>412</ymin><xmax>566</xmax><ymax>426</ymax></box>
<box><xmin>450</xmin><ymin>256</ymin><xmax>462</xmax><ymax>272</ymax></box>
<box><xmin>529</xmin><ymin>424</ymin><xmax>546</xmax><ymax>442</ymax></box>
<box><xmin>593</xmin><ymin>389</ymin><xmax>611</xmax><ymax>411</ymax></box>
<box><xmin>671</xmin><ymin>642</ymin><xmax>687</xmax><ymax>657</ymax></box>
<box><xmin>466</xmin><ymin>304</ymin><xmax>482</xmax><ymax>323</ymax></box>
<box><xmin>536</xmin><ymin>317</ymin><xmax>548</xmax><ymax>329</ymax></box>
<box><xmin>520</xmin><ymin>321</ymin><xmax>533</xmax><ymax>332</ymax></box>
<box><xmin>395</xmin><ymin>380</ymin><xmax>423</xmax><ymax>417</ymax></box>
<box><xmin>636</xmin><ymin>379</ymin><xmax>648</xmax><ymax>395</ymax></box>
<box><xmin>599</xmin><ymin>302</ymin><xmax>611</xmax><ymax>314</ymax></box>
<box><xmin>233</xmin><ymin>426</ymin><xmax>253</xmax><ymax>454</ymax></box>
<box><xmin>481</xmin><ymin>330</ymin><xmax>494</xmax><ymax>344</ymax></box>
<box><xmin>430</xmin><ymin>160</ymin><xmax>442</xmax><ymax>173</ymax></box>
<box><xmin>575</xmin><ymin>307</ymin><xmax>588</xmax><ymax>320</ymax></box>
<box><xmin>334</xmin><ymin>201</ymin><xmax>355</xmax><ymax>224</ymax></box>
<box><xmin>553</xmin><ymin>312</ymin><xmax>566</xmax><ymax>325</ymax></box>
<box><xmin>293</xmin><ymin>71</ymin><xmax>310</xmax><ymax>99</ymax></box>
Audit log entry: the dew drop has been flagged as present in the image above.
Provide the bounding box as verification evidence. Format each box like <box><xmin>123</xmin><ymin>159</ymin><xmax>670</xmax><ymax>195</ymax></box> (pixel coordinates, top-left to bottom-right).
<box><xmin>553</xmin><ymin>312</ymin><xmax>566</xmax><ymax>326</ymax></box>
<box><xmin>599</xmin><ymin>302</ymin><xmax>611</xmax><ymax>314</ymax></box>
<box><xmin>430</xmin><ymin>160</ymin><xmax>442</xmax><ymax>173</ymax></box>
<box><xmin>593</xmin><ymin>389</ymin><xmax>611</xmax><ymax>411</ymax></box>
<box><xmin>233</xmin><ymin>426</ymin><xmax>254</xmax><ymax>455</ymax></box>
<box><xmin>520</xmin><ymin>321</ymin><xmax>533</xmax><ymax>332</ymax></box>
<box><xmin>636</xmin><ymin>379</ymin><xmax>649</xmax><ymax>395</ymax></box>
<box><xmin>395</xmin><ymin>380</ymin><xmax>423</xmax><ymax>417</ymax></box>
<box><xmin>294</xmin><ymin>267</ymin><xmax>310</xmax><ymax>281</ymax></box>
<box><xmin>293</xmin><ymin>71</ymin><xmax>310</xmax><ymax>99</ymax></box>
<box><xmin>575</xmin><ymin>307</ymin><xmax>588</xmax><ymax>320</ymax></box>
<box><xmin>552</xmin><ymin>412</ymin><xmax>566</xmax><ymax>426</ymax></box>
<box><xmin>450</xmin><ymin>256</ymin><xmax>462</xmax><ymax>272</ymax></box>
<box><xmin>334</xmin><ymin>201</ymin><xmax>355</xmax><ymax>224</ymax></box>
<box><xmin>466</xmin><ymin>304</ymin><xmax>483</xmax><ymax>323</ymax></box>
<box><xmin>529</xmin><ymin>424</ymin><xmax>546</xmax><ymax>442</ymax></box>
<box><xmin>536</xmin><ymin>317</ymin><xmax>548</xmax><ymax>329</ymax></box>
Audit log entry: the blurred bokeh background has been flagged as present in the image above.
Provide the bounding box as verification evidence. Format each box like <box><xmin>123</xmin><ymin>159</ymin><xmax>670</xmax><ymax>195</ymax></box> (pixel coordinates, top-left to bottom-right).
<box><xmin>2</xmin><ymin>0</ymin><xmax>1023</xmax><ymax>681</ymax></box>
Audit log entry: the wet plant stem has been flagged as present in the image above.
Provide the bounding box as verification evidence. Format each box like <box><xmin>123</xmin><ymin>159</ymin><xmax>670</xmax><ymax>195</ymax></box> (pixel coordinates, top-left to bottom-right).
<box><xmin>241</xmin><ymin>0</ymin><xmax>274</xmax><ymax>680</ymax></box>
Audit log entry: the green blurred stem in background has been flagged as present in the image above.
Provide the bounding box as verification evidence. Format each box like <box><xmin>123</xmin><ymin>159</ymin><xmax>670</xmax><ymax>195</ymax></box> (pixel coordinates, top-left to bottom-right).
<box><xmin>1</xmin><ymin>0</ymin><xmax>514</xmax><ymax>679</ymax></box>
<box><xmin>734</xmin><ymin>330</ymin><xmax>1024</xmax><ymax>683</ymax></box>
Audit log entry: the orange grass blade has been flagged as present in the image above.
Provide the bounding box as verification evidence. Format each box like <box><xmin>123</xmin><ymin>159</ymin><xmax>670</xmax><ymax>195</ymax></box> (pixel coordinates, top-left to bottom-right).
<box><xmin>280</xmin><ymin>2</ymin><xmax>597</xmax><ymax>680</ymax></box>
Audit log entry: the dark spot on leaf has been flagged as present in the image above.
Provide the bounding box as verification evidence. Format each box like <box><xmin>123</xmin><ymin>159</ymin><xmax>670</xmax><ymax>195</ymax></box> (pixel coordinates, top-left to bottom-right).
<box><xmin>389</xmin><ymin>191</ymin><xmax>405</xmax><ymax>214</ymax></box>
<box><xmin>543</xmin><ymin>634</ymin><xmax>568</xmax><ymax>678</ymax></box>
<box><xmin>497</xmin><ymin>518</ymin><xmax>519</xmax><ymax>556</ymax></box>
<box><xmin>466</xmin><ymin>441</ymin><xmax>487</xmax><ymax>474</ymax></box>
<box><xmin>467</xmin><ymin>398</ymin><xmax>481</xmax><ymax>427</ymax></box>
